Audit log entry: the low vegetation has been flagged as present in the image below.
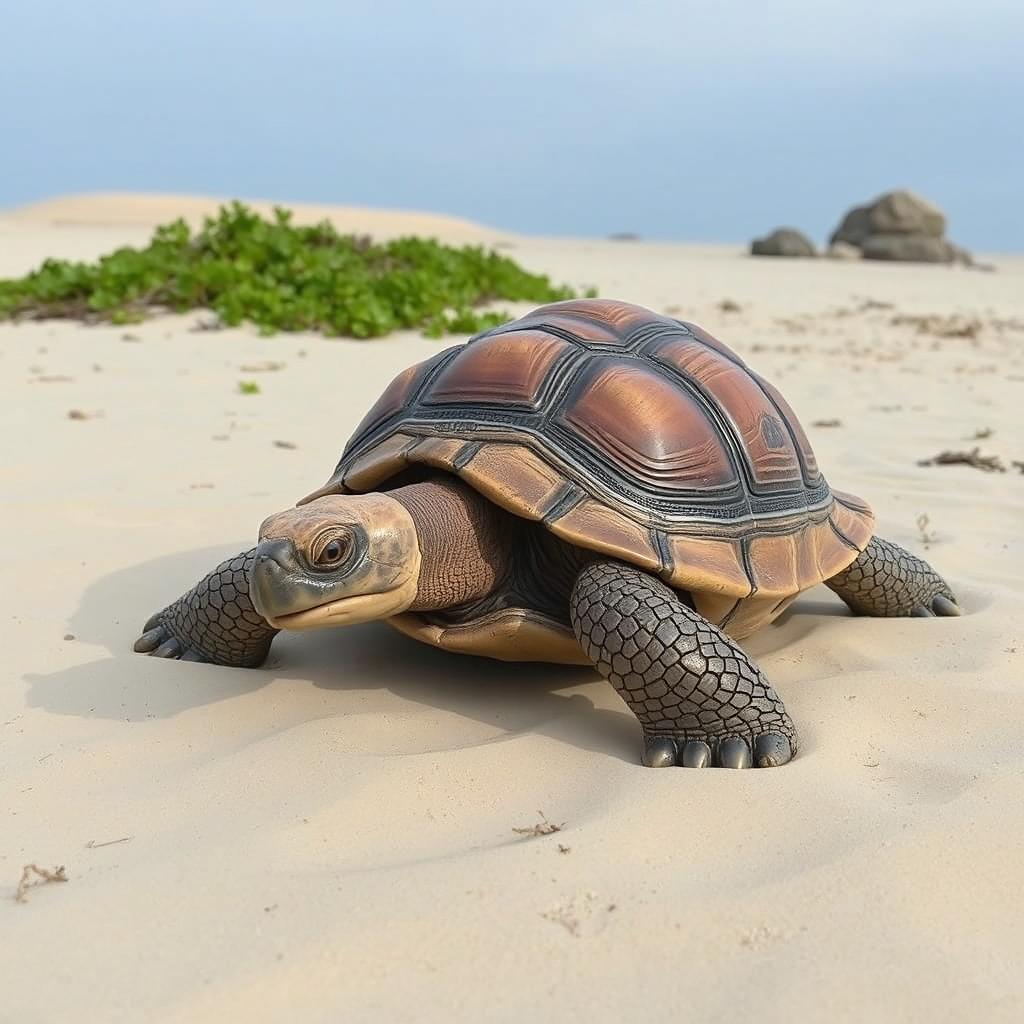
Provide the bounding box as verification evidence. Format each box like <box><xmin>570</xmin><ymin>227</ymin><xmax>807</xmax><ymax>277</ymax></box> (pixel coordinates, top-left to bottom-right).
<box><xmin>0</xmin><ymin>202</ymin><xmax>588</xmax><ymax>338</ymax></box>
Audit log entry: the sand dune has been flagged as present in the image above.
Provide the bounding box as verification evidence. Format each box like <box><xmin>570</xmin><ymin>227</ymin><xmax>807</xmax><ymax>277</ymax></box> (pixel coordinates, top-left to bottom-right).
<box><xmin>2</xmin><ymin>196</ymin><xmax>1023</xmax><ymax>1022</ymax></box>
<box><xmin>8</xmin><ymin>192</ymin><xmax>508</xmax><ymax>244</ymax></box>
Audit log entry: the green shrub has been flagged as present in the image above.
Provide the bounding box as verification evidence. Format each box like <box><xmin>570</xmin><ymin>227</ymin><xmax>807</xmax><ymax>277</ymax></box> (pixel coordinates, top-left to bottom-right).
<box><xmin>0</xmin><ymin>202</ymin><xmax>586</xmax><ymax>338</ymax></box>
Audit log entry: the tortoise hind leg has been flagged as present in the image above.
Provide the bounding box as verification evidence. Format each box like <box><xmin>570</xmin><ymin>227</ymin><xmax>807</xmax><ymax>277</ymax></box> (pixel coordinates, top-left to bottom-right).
<box><xmin>570</xmin><ymin>561</ymin><xmax>797</xmax><ymax>769</ymax></box>
<box><xmin>825</xmin><ymin>536</ymin><xmax>960</xmax><ymax>618</ymax></box>
<box><xmin>133</xmin><ymin>548</ymin><xmax>279</xmax><ymax>667</ymax></box>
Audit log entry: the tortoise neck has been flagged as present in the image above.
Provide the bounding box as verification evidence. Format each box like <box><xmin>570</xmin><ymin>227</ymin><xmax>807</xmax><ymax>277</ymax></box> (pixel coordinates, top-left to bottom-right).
<box><xmin>387</xmin><ymin>476</ymin><xmax>510</xmax><ymax>612</ymax></box>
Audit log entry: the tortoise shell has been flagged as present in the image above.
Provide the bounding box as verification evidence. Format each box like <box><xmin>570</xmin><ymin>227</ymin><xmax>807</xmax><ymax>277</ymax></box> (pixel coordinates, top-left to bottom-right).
<box><xmin>305</xmin><ymin>299</ymin><xmax>874</xmax><ymax>639</ymax></box>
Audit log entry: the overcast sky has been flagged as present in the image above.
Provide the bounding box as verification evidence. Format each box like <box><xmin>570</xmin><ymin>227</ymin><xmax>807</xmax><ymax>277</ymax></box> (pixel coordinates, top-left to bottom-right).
<box><xmin>3</xmin><ymin>1</ymin><xmax>1022</xmax><ymax>249</ymax></box>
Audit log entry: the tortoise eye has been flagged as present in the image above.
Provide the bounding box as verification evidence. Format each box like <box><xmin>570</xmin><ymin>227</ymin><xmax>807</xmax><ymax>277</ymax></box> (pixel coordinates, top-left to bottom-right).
<box><xmin>315</xmin><ymin>537</ymin><xmax>348</xmax><ymax>567</ymax></box>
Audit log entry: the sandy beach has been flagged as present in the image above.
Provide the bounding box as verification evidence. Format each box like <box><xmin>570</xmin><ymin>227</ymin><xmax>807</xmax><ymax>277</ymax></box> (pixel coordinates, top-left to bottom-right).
<box><xmin>2</xmin><ymin>194</ymin><xmax>1023</xmax><ymax>1022</ymax></box>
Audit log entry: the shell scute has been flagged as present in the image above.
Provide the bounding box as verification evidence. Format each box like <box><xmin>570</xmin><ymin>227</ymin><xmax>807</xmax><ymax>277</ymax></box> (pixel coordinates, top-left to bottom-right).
<box><xmin>559</xmin><ymin>357</ymin><xmax>737</xmax><ymax>491</ymax></box>
<box><xmin>423</xmin><ymin>330</ymin><xmax>575</xmax><ymax>409</ymax></box>
<box><xmin>649</xmin><ymin>335</ymin><xmax>807</xmax><ymax>490</ymax></box>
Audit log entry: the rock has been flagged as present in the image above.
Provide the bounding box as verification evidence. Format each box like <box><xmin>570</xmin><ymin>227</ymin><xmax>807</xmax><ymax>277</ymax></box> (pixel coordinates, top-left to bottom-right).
<box><xmin>829</xmin><ymin>190</ymin><xmax>973</xmax><ymax>265</ymax></box>
<box><xmin>860</xmin><ymin>234</ymin><xmax>955</xmax><ymax>263</ymax></box>
<box><xmin>868</xmin><ymin>190</ymin><xmax>945</xmax><ymax>238</ymax></box>
<box><xmin>826</xmin><ymin>241</ymin><xmax>861</xmax><ymax>260</ymax></box>
<box><xmin>831</xmin><ymin>190</ymin><xmax>946</xmax><ymax>246</ymax></box>
<box><xmin>948</xmin><ymin>243</ymin><xmax>975</xmax><ymax>267</ymax></box>
<box><xmin>829</xmin><ymin>205</ymin><xmax>872</xmax><ymax>248</ymax></box>
<box><xmin>751</xmin><ymin>228</ymin><xmax>817</xmax><ymax>258</ymax></box>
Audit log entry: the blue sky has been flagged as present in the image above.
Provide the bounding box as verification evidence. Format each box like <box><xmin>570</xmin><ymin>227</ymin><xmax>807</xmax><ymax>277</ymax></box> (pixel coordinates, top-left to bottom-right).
<box><xmin>3</xmin><ymin>1</ymin><xmax>1022</xmax><ymax>249</ymax></box>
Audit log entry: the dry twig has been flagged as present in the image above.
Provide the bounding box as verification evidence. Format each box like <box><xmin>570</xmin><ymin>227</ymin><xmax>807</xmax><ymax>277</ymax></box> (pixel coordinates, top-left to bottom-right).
<box><xmin>513</xmin><ymin>811</ymin><xmax>565</xmax><ymax>837</ymax></box>
<box><xmin>917</xmin><ymin>448</ymin><xmax>1005</xmax><ymax>473</ymax></box>
<box><xmin>85</xmin><ymin>836</ymin><xmax>132</xmax><ymax>849</ymax></box>
<box><xmin>15</xmin><ymin>864</ymin><xmax>68</xmax><ymax>903</ymax></box>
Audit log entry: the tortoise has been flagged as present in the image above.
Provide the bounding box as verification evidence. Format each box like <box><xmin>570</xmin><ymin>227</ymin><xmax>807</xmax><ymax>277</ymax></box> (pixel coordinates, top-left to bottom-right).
<box><xmin>134</xmin><ymin>299</ymin><xmax>960</xmax><ymax>769</ymax></box>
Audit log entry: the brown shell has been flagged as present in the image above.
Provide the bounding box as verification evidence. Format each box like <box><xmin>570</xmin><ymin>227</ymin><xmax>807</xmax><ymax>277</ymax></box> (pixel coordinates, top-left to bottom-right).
<box><xmin>306</xmin><ymin>300</ymin><xmax>874</xmax><ymax>637</ymax></box>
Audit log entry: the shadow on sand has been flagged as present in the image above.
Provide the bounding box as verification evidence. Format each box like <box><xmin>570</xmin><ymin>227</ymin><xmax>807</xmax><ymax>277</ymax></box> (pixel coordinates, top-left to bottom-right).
<box><xmin>23</xmin><ymin>544</ymin><xmax>643</xmax><ymax>763</ymax></box>
<box><xmin>23</xmin><ymin>546</ymin><xmax>903</xmax><ymax>763</ymax></box>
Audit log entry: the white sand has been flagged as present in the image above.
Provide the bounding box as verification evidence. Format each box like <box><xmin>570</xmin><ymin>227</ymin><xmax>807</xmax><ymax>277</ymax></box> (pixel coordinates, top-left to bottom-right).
<box><xmin>2</xmin><ymin>195</ymin><xmax>1023</xmax><ymax>1022</ymax></box>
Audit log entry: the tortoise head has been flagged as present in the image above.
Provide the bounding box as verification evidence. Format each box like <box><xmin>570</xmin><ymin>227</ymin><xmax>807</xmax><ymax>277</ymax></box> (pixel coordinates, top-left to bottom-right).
<box><xmin>250</xmin><ymin>492</ymin><xmax>421</xmax><ymax>630</ymax></box>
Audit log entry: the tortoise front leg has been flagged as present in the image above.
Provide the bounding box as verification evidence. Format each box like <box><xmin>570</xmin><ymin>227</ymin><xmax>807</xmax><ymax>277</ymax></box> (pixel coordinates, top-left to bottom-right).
<box><xmin>826</xmin><ymin>536</ymin><xmax>960</xmax><ymax>618</ymax></box>
<box><xmin>133</xmin><ymin>548</ymin><xmax>279</xmax><ymax>667</ymax></box>
<box><xmin>570</xmin><ymin>561</ymin><xmax>796</xmax><ymax>769</ymax></box>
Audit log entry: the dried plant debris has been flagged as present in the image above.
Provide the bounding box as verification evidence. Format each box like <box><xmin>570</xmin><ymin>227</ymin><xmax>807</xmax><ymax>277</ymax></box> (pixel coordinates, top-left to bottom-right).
<box><xmin>967</xmin><ymin>427</ymin><xmax>993</xmax><ymax>440</ymax></box>
<box><xmin>15</xmin><ymin>863</ymin><xmax>68</xmax><ymax>903</ymax></box>
<box><xmin>513</xmin><ymin>811</ymin><xmax>565</xmax><ymax>837</ymax></box>
<box><xmin>718</xmin><ymin>299</ymin><xmax>743</xmax><ymax>313</ymax></box>
<box><xmin>239</xmin><ymin>360</ymin><xmax>285</xmax><ymax>373</ymax></box>
<box><xmin>812</xmin><ymin>418</ymin><xmax>842</xmax><ymax>428</ymax></box>
<box><xmin>85</xmin><ymin>836</ymin><xmax>132</xmax><ymax>849</ymax></box>
<box><xmin>918</xmin><ymin>448</ymin><xmax>1006</xmax><ymax>472</ymax></box>
<box><xmin>67</xmin><ymin>408</ymin><xmax>103</xmax><ymax>421</ymax></box>
<box><xmin>891</xmin><ymin>314</ymin><xmax>982</xmax><ymax>339</ymax></box>
<box><xmin>273</xmin><ymin>440</ymin><xmax>297</xmax><ymax>450</ymax></box>
<box><xmin>1013</xmin><ymin>461</ymin><xmax>1024</xmax><ymax>475</ymax></box>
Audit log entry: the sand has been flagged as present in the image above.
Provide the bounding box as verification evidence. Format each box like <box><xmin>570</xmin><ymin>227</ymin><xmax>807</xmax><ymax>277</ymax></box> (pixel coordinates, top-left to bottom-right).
<box><xmin>2</xmin><ymin>195</ymin><xmax>1023</xmax><ymax>1023</ymax></box>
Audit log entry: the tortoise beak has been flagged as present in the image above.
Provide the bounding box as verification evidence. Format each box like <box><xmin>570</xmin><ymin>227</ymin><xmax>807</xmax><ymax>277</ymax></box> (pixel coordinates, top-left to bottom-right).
<box><xmin>249</xmin><ymin>538</ymin><xmax>324</xmax><ymax>621</ymax></box>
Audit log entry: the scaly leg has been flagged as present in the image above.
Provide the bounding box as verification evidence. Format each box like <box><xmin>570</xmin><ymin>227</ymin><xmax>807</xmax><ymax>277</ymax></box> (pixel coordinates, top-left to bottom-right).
<box><xmin>133</xmin><ymin>549</ymin><xmax>279</xmax><ymax>666</ymax></box>
<box><xmin>826</xmin><ymin>536</ymin><xmax>960</xmax><ymax>618</ymax></box>
<box><xmin>570</xmin><ymin>561</ymin><xmax>797</xmax><ymax>769</ymax></box>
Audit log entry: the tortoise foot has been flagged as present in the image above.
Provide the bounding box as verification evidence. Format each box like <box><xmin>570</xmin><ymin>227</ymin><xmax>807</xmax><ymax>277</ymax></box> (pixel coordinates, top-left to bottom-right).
<box><xmin>131</xmin><ymin>550</ymin><xmax>279</xmax><ymax>668</ymax></box>
<box><xmin>827</xmin><ymin>537</ymin><xmax>961</xmax><ymax>618</ymax></box>
<box><xmin>642</xmin><ymin>730</ymin><xmax>794</xmax><ymax>770</ymax></box>
<box><xmin>134</xmin><ymin>611</ymin><xmax>213</xmax><ymax>663</ymax></box>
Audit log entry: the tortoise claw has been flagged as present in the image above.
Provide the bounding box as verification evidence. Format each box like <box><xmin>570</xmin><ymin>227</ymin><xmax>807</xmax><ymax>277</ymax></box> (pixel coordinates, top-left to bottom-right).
<box><xmin>681</xmin><ymin>740</ymin><xmax>712</xmax><ymax>768</ymax></box>
<box><xmin>153</xmin><ymin>638</ymin><xmax>183</xmax><ymax>659</ymax></box>
<box><xmin>718</xmin><ymin>737</ymin><xmax>752</xmax><ymax>769</ymax></box>
<box><xmin>754</xmin><ymin>733</ymin><xmax>793</xmax><ymax>768</ymax></box>
<box><xmin>643</xmin><ymin>736</ymin><xmax>677</xmax><ymax>768</ymax></box>
<box><xmin>910</xmin><ymin>605</ymin><xmax>934</xmax><ymax>617</ymax></box>
<box><xmin>133</xmin><ymin>626</ymin><xmax>166</xmax><ymax>653</ymax></box>
<box><xmin>932</xmin><ymin>594</ymin><xmax>960</xmax><ymax>616</ymax></box>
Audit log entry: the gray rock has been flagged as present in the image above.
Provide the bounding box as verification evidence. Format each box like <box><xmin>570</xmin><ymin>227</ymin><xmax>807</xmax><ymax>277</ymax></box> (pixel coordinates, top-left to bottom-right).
<box><xmin>868</xmin><ymin>190</ymin><xmax>945</xmax><ymax>238</ymax></box>
<box><xmin>826</xmin><ymin>241</ymin><xmax>861</xmax><ymax>260</ymax></box>
<box><xmin>829</xmin><ymin>205</ymin><xmax>872</xmax><ymax>247</ymax></box>
<box><xmin>830</xmin><ymin>190</ymin><xmax>946</xmax><ymax>247</ymax></box>
<box><xmin>751</xmin><ymin>227</ymin><xmax>817</xmax><ymax>258</ymax></box>
<box><xmin>860</xmin><ymin>234</ymin><xmax>955</xmax><ymax>263</ymax></box>
<box><xmin>948</xmin><ymin>243</ymin><xmax>975</xmax><ymax>267</ymax></box>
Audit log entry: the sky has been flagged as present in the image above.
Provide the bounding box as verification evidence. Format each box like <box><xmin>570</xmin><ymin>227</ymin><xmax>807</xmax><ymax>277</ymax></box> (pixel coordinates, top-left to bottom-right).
<box><xmin>2</xmin><ymin>1</ymin><xmax>1022</xmax><ymax>250</ymax></box>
